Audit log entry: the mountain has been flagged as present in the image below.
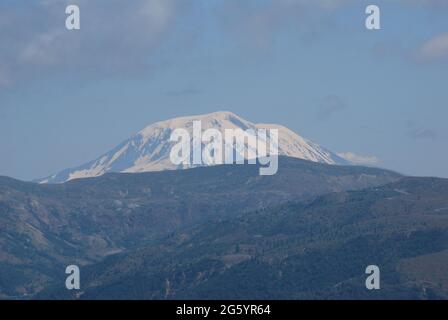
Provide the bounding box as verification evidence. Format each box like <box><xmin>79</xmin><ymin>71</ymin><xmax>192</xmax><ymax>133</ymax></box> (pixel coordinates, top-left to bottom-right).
<box><xmin>37</xmin><ymin>111</ymin><xmax>348</xmax><ymax>183</ymax></box>
<box><xmin>0</xmin><ymin>157</ymin><xmax>399</xmax><ymax>298</ymax></box>
<box><xmin>41</xmin><ymin>176</ymin><xmax>448</xmax><ymax>300</ymax></box>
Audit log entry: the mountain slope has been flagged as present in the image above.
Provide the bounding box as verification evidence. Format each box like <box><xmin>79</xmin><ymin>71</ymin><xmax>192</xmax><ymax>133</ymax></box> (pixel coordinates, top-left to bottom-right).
<box><xmin>38</xmin><ymin>111</ymin><xmax>348</xmax><ymax>183</ymax></box>
<box><xmin>0</xmin><ymin>157</ymin><xmax>399</xmax><ymax>298</ymax></box>
<box><xmin>45</xmin><ymin>177</ymin><xmax>448</xmax><ymax>300</ymax></box>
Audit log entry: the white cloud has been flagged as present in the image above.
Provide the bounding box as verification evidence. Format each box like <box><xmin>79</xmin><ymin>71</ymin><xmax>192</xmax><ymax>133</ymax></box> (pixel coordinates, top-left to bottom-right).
<box><xmin>1</xmin><ymin>0</ymin><xmax>447</xmax><ymax>88</ymax></box>
<box><xmin>0</xmin><ymin>0</ymin><xmax>181</xmax><ymax>88</ymax></box>
<box><xmin>337</xmin><ymin>152</ymin><xmax>379</xmax><ymax>166</ymax></box>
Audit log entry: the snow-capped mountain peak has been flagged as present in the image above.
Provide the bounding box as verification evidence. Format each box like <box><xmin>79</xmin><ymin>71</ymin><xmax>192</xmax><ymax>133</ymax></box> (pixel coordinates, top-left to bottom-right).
<box><xmin>38</xmin><ymin>111</ymin><xmax>348</xmax><ymax>183</ymax></box>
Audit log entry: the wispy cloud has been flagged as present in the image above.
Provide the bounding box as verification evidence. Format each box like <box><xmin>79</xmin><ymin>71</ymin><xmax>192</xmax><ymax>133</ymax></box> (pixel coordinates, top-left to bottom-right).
<box><xmin>1</xmin><ymin>0</ymin><xmax>447</xmax><ymax>89</ymax></box>
<box><xmin>217</xmin><ymin>0</ymin><xmax>354</xmax><ymax>50</ymax></box>
<box><xmin>410</xmin><ymin>0</ymin><xmax>448</xmax><ymax>8</ymax></box>
<box><xmin>165</xmin><ymin>88</ymin><xmax>202</xmax><ymax>97</ymax></box>
<box><xmin>217</xmin><ymin>0</ymin><xmax>448</xmax><ymax>51</ymax></box>
<box><xmin>0</xmin><ymin>0</ymin><xmax>182</xmax><ymax>88</ymax></box>
<box><xmin>19</xmin><ymin>31</ymin><xmax>65</xmax><ymax>66</ymax></box>
<box><xmin>337</xmin><ymin>152</ymin><xmax>379</xmax><ymax>166</ymax></box>
<box><xmin>316</xmin><ymin>95</ymin><xmax>347</xmax><ymax>120</ymax></box>
<box><xmin>406</xmin><ymin>121</ymin><xmax>438</xmax><ymax>140</ymax></box>
<box><xmin>416</xmin><ymin>32</ymin><xmax>448</xmax><ymax>63</ymax></box>
<box><xmin>407</xmin><ymin>127</ymin><xmax>438</xmax><ymax>140</ymax></box>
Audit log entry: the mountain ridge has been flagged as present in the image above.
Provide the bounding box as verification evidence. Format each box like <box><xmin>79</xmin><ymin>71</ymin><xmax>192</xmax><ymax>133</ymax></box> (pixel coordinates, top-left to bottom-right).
<box><xmin>0</xmin><ymin>156</ymin><xmax>400</xmax><ymax>298</ymax></box>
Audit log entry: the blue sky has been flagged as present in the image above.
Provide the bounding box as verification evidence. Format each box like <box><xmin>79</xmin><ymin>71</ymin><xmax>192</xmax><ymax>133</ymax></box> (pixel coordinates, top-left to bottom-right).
<box><xmin>0</xmin><ymin>0</ymin><xmax>447</xmax><ymax>180</ymax></box>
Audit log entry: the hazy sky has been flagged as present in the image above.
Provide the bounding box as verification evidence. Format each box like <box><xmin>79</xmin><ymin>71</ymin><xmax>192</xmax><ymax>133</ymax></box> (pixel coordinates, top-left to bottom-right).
<box><xmin>0</xmin><ymin>0</ymin><xmax>447</xmax><ymax>180</ymax></box>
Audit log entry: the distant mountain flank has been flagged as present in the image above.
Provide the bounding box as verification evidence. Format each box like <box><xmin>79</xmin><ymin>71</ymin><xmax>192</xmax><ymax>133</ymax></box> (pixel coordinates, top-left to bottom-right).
<box><xmin>37</xmin><ymin>111</ymin><xmax>349</xmax><ymax>183</ymax></box>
